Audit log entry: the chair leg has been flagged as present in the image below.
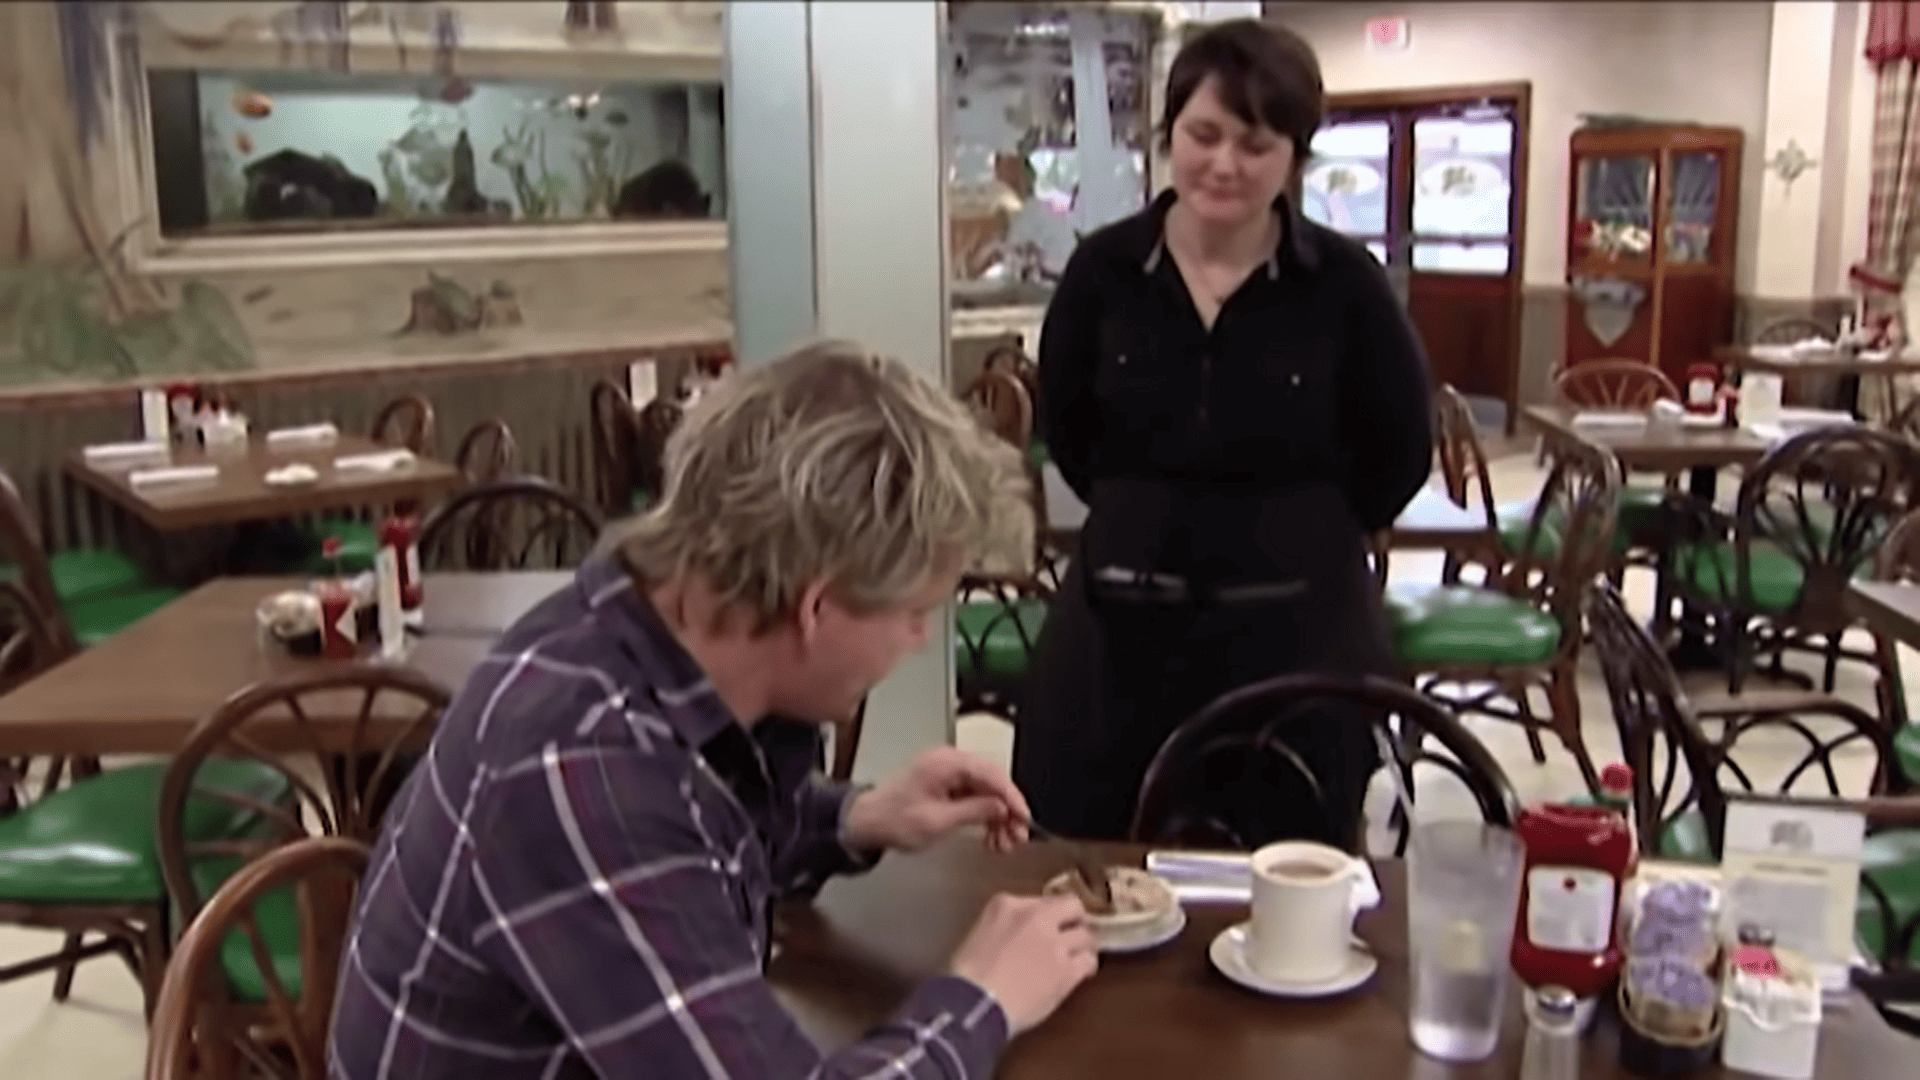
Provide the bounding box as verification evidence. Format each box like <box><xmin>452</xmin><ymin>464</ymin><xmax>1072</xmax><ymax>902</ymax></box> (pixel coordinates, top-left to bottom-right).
<box><xmin>1822</xmin><ymin>634</ymin><xmax>1842</xmax><ymax>694</ymax></box>
<box><xmin>1548</xmin><ymin>669</ymin><xmax>1602</xmax><ymax>795</ymax></box>
<box><xmin>50</xmin><ymin>932</ymin><xmax>83</xmax><ymax>1001</ymax></box>
<box><xmin>1513</xmin><ymin>686</ymin><xmax>1549</xmax><ymax>764</ymax></box>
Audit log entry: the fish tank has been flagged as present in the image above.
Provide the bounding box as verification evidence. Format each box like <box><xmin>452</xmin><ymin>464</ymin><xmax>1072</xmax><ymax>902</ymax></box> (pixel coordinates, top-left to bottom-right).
<box><xmin>146</xmin><ymin>68</ymin><xmax>726</xmax><ymax>237</ymax></box>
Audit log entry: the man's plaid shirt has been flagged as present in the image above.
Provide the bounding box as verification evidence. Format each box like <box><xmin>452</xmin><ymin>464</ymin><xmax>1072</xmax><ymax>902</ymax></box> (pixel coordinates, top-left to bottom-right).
<box><xmin>329</xmin><ymin>555</ymin><xmax>1007</xmax><ymax>1079</ymax></box>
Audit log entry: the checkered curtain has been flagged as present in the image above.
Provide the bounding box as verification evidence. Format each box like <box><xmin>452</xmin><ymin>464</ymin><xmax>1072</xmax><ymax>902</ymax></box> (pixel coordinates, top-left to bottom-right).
<box><xmin>1861</xmin><ymin>3</ymin><xmax>1920</xmax><ymax>286</ymax></box>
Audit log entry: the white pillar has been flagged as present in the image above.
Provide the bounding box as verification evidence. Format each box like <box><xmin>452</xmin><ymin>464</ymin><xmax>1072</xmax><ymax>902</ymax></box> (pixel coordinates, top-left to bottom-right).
<box><xmin>1753</xmin><ymin>1</ymin><xmax>1856</xmax><ymax>301</ymax></box>
<box><xmin>726</xmin><ymin>1</ymin><xmax>956</xmax><ymax>780</ymax></box>
<box><xmin>723</xmin><ymin>1</ymin><xmax>817</xmax><ymax>365</ymax></box>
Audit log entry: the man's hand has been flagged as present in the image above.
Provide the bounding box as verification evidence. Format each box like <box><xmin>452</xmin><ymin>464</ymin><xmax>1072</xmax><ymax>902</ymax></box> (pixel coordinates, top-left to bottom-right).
<box><xmin>842</xmin><ymin>747</ymin><xmax>1031</xmax><ymax>853</ymax></box>
<box><xmin>951</xmin><ymin>893</ymin><xmax>1098</xmax><ymax>1036</ymax></box>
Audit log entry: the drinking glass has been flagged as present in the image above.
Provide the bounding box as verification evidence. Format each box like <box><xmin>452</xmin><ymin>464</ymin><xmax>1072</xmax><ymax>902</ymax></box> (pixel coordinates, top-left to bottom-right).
<box><xmin>1406</xmin><ymin>821</ymin><xmax>1526</xmax><ymax>1062</ymax></box>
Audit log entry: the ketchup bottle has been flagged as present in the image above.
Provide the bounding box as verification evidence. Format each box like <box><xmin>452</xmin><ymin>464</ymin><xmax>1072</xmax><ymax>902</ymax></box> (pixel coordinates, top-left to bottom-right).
<box><xmin>379</xmin><ymin>513</ymin><xmax>424</xmax><ymax>624</ymax></box>
<box><xmin>1510</xmin><ymin>804</ymin><xmax>1634</xmax><ymax>1000</ymax></box>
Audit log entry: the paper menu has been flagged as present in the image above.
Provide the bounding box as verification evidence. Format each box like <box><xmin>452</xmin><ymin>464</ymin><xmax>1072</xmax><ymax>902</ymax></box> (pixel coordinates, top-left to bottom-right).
<box><xmin>1719</xmin><ymin>797</ymin><xmax>1865</xmax><ymax>990</ymax></box>
<box><xmin>374</xmin><ymin>546</ymin><xmax>406</xmax><ymax>660</ymax></box>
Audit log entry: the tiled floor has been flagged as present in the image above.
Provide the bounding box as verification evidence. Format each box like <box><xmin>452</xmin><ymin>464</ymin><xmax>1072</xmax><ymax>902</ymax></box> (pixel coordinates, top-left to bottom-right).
<box><xmin>0</xmin><ymin>449</ymin><xmax>1900</xmax><ymax>1077</ymax></box>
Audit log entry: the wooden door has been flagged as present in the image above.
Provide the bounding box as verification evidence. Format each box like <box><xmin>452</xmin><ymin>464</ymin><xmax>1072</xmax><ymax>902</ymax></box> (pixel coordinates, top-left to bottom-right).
<box><xmin>1303</xmin><ymin>84</ymin><xmax>1530</xmax><ymax>431</ymax></box>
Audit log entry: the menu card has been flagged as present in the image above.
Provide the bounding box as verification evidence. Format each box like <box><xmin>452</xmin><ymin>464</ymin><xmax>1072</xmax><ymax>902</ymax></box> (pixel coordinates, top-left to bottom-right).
<box><xmin>1718</xmin><ymin>797</ymin><xmax>1864</xmax><ymax>990</ymax></box>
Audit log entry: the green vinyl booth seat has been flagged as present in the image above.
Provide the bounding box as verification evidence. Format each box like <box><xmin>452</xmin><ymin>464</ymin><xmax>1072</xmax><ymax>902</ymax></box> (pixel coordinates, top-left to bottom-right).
<box><xmin>186</xmin><ymin>855</ymin><xmax>305</xmax><ymax>1005</ymax></box>
<box><xmin>4</xmin><ymin>549</ymin><xmax>145</xmax><ymax>605</ymax></box>
<box><xmin>1382</xmin><ymin>583</ymin><xmax>1562</xmax><ymax>667</ymax></box>
<box><xmin>1671</xmin><ymin>540</ymin><xmax>1826</xmax><ymax>614</ymax></box>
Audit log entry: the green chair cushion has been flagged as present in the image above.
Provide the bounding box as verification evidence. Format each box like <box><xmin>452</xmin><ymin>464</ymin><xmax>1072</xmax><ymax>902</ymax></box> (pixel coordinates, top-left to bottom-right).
<box><xmin>955</xmin><ymin>598</ymin><xmax>1047</xmax><ymax>681</ymax></box>
<box><xmin>1652</xmin><ymin>809</ymin><xmax>1717</xmax><ymax>863</ymax></box>
<box><xmin>1383</xmin><ymin>583</ymin><xmax>1562</xmax><ymax>666</ymax></box>
<box><xmin>188</xmin><ymin>855</ymin><xmax>303</xmax><ymax>1005</ymax></box>
<box><xmin>64</xmin><ymin>586</ymin><xmax>182</xmax><ymax>647</ymax></box>
<box><xmin>1896</xmin><ymin>725</ymin><xmax>1920</xmax><ymax>788</ymax></box>
<box><xmin>1674</xmin><ymin>541</ymin><xmax>1807</xmax><ymax>613</ymax></box>
<box><xmin>306</xmin><ymin>518</ymin><xmax>378</xmax><ymax>574</ymax></box>
<box><xmin>0</xmin><ymin>760</ymin><xmax>292</xmax><ymax>903</ymax></box>
<box><xmin>3</xmin><ymin>549</ymin><xmax>150</xmax><ymax>607</ymax></box>
<box><xmin>1859</xmin><ymin>828</ymin><xmax>1920</xmax><ymax>966</ymax></box>
<box><xmin>1497</xmin><ymin>485</ymin><xmax>1660</xmax><ymax>562</ymax></box>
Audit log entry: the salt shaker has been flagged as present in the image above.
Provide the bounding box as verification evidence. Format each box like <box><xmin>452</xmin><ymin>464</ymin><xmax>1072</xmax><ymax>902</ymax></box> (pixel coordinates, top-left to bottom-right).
<box><xmin>1521</xmin><ymin>985</ymin><xmax>1581</xmax><ymax>1080</ymax></box>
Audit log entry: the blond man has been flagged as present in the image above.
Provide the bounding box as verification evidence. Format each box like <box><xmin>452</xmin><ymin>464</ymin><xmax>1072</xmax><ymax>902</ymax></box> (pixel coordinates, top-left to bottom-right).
<box><xmin>330</xmin><ymin>343</ymin><xmax>1096</xmax><ymax>1080</ymax></box>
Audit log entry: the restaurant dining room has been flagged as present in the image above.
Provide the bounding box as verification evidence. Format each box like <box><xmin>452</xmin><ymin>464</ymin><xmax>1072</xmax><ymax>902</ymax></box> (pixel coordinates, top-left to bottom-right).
<box><xmin>2</xmin><ymin>0</ymin><xmax>1920</xmax><ymax>1077</ymax></box>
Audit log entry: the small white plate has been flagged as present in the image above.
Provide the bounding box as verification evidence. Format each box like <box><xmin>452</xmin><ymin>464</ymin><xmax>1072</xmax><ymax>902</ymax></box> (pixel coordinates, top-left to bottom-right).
<box><xmin>1099</xmin><ymin>904</ymin><xmax>1186</xmax><ymax>954</ymax></box>
<box><xmin>1208</xmin><ymin>921</ymin><xmax>1377</xmax><ymax>998</ymax></box>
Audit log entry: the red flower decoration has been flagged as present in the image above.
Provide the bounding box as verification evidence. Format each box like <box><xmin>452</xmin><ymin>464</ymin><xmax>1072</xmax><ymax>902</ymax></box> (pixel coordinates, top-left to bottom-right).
<box><xmin>321</xmin><ymin>537</ymin><xmax>343</xmax><ymax>559</ymax></box>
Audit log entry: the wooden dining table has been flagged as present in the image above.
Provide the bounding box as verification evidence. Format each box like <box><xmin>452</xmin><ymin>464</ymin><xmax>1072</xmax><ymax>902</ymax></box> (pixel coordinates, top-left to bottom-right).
<box><xmin>1715</xmin><ymin>345</ymin><xmax>1920</xmax><ymax>419</ymax></box>
<box><xmin>1522</xmin><ymin>404</ymin><xmax>1777</xmax><ymax>477</ymax></box>
<box><xmin>64</xmin><ymin>433</ymin><xmax>465</xmax><ymax>532</ymax></box>
<box><xmin>768</xmin><ymin>838</ymin><xmax>1917</xmax><ymax>1079</ymax></box>
<box><xmin>1846</xmin><ymin>580</ymin><xmax>1920</xmax><ymax>649</ymax></box>
<box><xmin>0</xmin><ymin>571</ymin><xmax>571</xmax><ymax>755</ymax></box>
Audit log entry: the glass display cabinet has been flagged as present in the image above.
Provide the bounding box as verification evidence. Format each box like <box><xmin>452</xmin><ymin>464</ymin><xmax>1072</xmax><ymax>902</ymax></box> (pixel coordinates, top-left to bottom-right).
<box><xmin>1564</xmin><ymin>125</ymin><xmax>1742</xmax><ymax>386</ymax></box>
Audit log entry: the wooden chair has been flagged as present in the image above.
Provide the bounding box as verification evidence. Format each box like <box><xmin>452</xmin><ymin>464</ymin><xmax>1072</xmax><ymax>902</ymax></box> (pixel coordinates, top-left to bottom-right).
<box><xmin>1427</xmin><ymin>384</ymin><xmax>1503</xmax><ymax>584</ymax></box>
<box><xmin>1388</xmin><ymin>433</ymin><xmax>1622</xmax><ymax>794</ymax></box>
<box><xmin>0</xmin><ymin>469</ymin><xmax>181</xmax><ymax>648</ymax></box>
<box><xmin>963</xmin><ymin>369</ymin><xmax>1034</xmax><ymax>450</ymax></box>
<box><xmin>588</xmin><ymin>379</ymin><xmax>644</xmax><ymax>517</ymax></box>
<box><xmin>1129</xmin><ymin>673</ymin><xmax>1519</xmax><ymax>855</ymax></box>
<box><xmin>453</xmin><ymin>418</ymin><xmax>518</xmax><ymax>484</ymax></box>
<box><xmin>982</xmin><ymin>341</ymin><xmax>1040</xmax><ymax>411</ymax></box>
<box><xmin>153</xmin><ymin>666</ymin><xmax>447</xmax><ymax>1041</ymax></box>
<box><xmin>369</xmin><ymin>394</ymin><xmax>436</xmax><ymax>454</ymax></box>
<box><xmin>1868</xmin><ymin>509</ymin><xmax>1920</xmax><ymax>791</ymax></box>
<box><xmin>634</xmin><ymin>397</ymin><xmax>686</xmax><ymax>507</ymax></box>
<box><xmin>1668</xmin><ymin>426</ymin><xmax>1920</xmax><ymax>693</ymax></box>
<box><xmin>1555</xmin><ymin>358</ymin><xmax>1680</xmax><ymax>410</ymax></box>
<box><xmin>1551</xmin><ymin>361</ymin><xmax>1683</xmax><ymax>578</ymax></box>
<box><xmin>1588</xmin><ymin>580</ymin><xmax>1920</xmax><ymax>1020</ymax></box>
<box><xmin>419</xmin><ymin>478</ymin><xmax>604</xmax><ymax>572</ymax></box>
<box><xmin>309</xmin><ymin>394</ymin><xmax>439</xmax><ymax>569</ymax></box>
<box><xmin>146</xmin><ymin>837</ymin><xmax>370</xmax><ymax>1080</ymax></box>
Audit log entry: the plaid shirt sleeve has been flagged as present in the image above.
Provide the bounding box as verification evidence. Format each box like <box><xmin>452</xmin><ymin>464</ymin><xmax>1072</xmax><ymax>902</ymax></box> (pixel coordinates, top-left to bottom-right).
<box><xmin>772</xmin><ymin>776</ymin><xmax>881</xmax><ymax>899</ymax></box>
<box><xmin>469</xmin><ymin>741</ymin><xmax>1008</xmax><ymax>1080</ymax></box>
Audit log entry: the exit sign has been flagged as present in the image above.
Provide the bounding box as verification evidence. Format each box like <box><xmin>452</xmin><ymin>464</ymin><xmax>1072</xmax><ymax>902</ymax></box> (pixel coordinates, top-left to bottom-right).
<box><xmin>1365</xmin><ymin>16</ymin><xmax>1410</xmax><ymax>52</ymax></box>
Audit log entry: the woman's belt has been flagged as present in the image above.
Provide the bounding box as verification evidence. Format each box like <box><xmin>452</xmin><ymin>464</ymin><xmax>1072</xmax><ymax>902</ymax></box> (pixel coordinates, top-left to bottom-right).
<box><xmin>1087</xmin><ymin>565</ymin><xmax>1309</xmax><ymax>607</ymax></box>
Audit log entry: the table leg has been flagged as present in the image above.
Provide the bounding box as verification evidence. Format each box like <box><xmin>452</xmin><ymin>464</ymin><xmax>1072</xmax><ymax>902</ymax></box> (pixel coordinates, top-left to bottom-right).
<box><xmin>1662</xmin><ymin>464</ymin><xmax>1723</xmax><ymax>671</ymax></box>
<box><xmin>1841</xmin><ymin>372</ymin><xmax>1864</xmax><ymax>419</ymax></box>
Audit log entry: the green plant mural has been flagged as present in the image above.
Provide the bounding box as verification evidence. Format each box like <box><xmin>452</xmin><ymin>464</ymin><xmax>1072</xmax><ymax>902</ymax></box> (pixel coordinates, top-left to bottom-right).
<box><xmin>0</xmin><ymin>259</ymin><xmax>254</xmax><ymax>383</ymax></box>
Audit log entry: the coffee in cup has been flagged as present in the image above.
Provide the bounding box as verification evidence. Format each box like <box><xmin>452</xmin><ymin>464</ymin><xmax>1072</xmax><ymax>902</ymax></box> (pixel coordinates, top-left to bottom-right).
<box><xmin>1248</xmin><ymin>840</ymin><xmax>1364</xmax><ymax>983</ymax></box>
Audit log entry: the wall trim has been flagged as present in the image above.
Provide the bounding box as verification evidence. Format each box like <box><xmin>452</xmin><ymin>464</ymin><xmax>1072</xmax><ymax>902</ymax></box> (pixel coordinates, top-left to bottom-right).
<box><xmin>0</xmin><ymin>334</ymin><xmax>731</xmax><ymax>412</ymax></box>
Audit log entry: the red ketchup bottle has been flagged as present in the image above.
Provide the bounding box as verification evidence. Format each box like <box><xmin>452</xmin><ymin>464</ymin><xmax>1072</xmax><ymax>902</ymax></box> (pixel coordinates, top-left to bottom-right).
<box><xmin>379</xmin><ymin>513</ymin><xmax>424</xmax><ymax>625</ymax></box>
<box><xmin>1510</xmin><ymin>803</ymin><xmax>1635</xmax><ymax>1003</ymax></box>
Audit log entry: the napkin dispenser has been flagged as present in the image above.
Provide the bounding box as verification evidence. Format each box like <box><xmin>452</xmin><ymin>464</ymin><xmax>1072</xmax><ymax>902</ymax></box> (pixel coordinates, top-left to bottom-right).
<box><xmin>1743</xmin><ymin>374</ymin><xmax>1784</xmax><ymax>426</ymax></box>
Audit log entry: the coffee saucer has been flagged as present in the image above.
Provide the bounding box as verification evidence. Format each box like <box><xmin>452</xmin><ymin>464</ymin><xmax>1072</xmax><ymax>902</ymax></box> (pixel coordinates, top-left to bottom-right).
<box><xmin>1208</xmin><ymin>921</ymin><xmax>1377</xmax><ymax>997</ymax></box>
<box><xmin>1099</xmin><ymin>904</ymin><xmax>1187</xmax><ymax>954</ymax></box>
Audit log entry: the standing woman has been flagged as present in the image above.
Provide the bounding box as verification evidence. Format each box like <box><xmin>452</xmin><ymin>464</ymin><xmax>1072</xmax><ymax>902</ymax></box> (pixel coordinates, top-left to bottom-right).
<box><xmin>1012</xmin><ymin>20</ymin><xmax>1432</xmax><ymax>848</ymax></box>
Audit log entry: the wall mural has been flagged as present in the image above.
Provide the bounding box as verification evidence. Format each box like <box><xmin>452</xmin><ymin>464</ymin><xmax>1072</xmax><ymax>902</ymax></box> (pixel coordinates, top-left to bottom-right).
<box><xmin>0</xmin><ymin>1</ymin><xmax>730</xmax><ymax>392</ymax></box>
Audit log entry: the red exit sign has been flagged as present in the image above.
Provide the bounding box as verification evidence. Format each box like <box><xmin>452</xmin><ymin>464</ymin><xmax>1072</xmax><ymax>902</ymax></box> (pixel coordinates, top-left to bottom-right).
<box><xmin>1365</xmin><ymin>16</ymin><xmax>1410</xmax><ymax>52</ymax></box>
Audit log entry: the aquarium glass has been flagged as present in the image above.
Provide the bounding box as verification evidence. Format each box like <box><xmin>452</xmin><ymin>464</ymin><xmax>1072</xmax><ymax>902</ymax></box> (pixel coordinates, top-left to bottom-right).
<box><xmin>149</xmin><ymin>69</ymin><xmax>725</xmax><ymax>237</ymax></box>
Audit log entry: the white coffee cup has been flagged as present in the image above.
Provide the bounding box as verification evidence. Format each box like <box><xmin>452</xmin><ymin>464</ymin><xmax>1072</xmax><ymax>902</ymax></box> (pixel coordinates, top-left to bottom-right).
<box><xmin>1248</xmin><ymin>841</ymin><xmax>1366</xmax><ymax>983</ymax></box>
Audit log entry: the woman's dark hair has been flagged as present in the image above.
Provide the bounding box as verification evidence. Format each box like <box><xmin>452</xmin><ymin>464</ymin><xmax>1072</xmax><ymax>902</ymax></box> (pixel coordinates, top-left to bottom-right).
<box><xmin>1159</xmin><ymin>19</ymin><xmax>1324</xmax><ymax>155</ymax></box>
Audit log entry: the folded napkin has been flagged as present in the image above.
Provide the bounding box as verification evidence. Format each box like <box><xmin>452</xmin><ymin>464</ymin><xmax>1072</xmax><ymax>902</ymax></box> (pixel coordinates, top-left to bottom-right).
<box><xmin>265</xmin><ymin>422</ymin><xmax>339</xmax><ymax>447</ymax></box>
<box><xmin>128</xmin><ymin>464</ymin><xmax>219</xmax><ymax>489</ymax></box>
<box><xmin>333</xmin><ymin>449</ymin><xmax>416</xmax><ymax>473</ymax></box>
<box><xmin>83</xmin><ymin>440</ymin><xmax>169</xmax><ymax>465</ymax></box>
<box><xmin>1571</xmin><ymin>410</ymin><xmax>1647</xmax><ymax>429</ymax></box>
<box><xmin>1145</xmin><ymin>850</ymin><xmax>1383</xmax><ymax>909</ymax></box>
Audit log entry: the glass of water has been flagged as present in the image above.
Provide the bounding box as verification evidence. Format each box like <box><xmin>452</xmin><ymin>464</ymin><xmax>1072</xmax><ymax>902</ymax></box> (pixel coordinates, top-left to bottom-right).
<box><xmin>1406</xmin><ymin>821</ymin><xmax>1527</xmax><ymax>1062</ymax></box>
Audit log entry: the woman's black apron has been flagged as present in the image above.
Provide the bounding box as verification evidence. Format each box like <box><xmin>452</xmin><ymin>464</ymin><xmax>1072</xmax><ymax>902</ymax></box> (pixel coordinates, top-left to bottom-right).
<box><xmin>1012</xmin><ymin>477</ymin><xmax>1396</xmax><ymax>848</ymax></box>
